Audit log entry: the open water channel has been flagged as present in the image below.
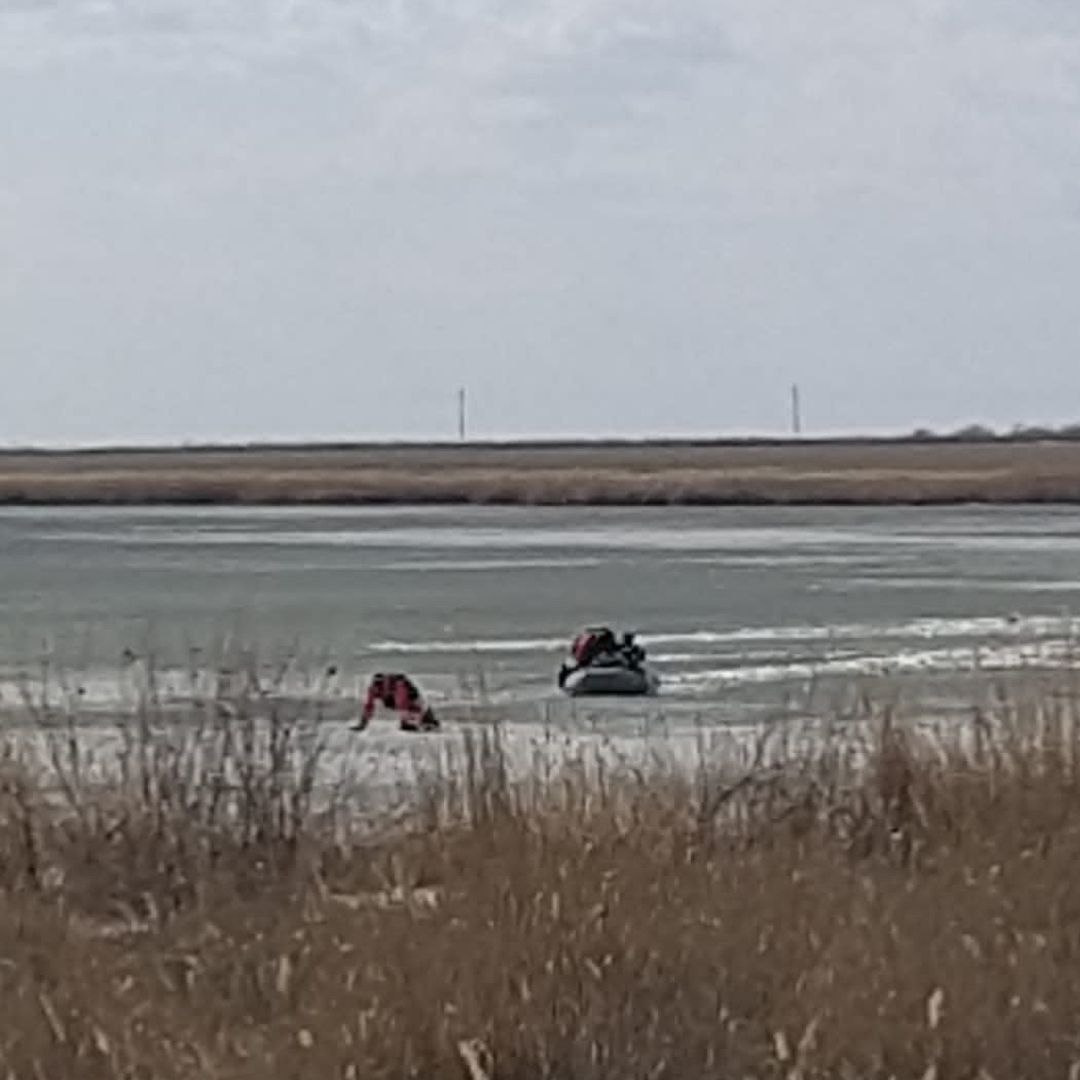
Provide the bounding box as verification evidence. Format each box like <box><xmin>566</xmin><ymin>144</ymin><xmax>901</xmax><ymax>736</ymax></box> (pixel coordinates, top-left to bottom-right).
<box><xmin>1</xmin><ymin>504</ymin><xmax>1079</xmax><ymax>732</ymax></box>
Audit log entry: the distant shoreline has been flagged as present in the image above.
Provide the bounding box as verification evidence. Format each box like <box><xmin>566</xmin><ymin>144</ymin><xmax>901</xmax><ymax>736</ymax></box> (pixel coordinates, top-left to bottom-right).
<box><xmin>3</xmin><ymin>437</ymin><xmax>1080</xmax><ymax>506</ymax></box>
<box><xmin>2</xmin><ymin>426</ymin><xmax>1075</xmax><ymax>456</ymax></box>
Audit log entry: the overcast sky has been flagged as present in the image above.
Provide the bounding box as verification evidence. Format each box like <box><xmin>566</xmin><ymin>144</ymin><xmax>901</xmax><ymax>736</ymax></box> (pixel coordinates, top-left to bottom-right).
<box><xmin>2</xmin><ymin>0</ymin><xmax>1079</xmax><ymax>445</ymax></box>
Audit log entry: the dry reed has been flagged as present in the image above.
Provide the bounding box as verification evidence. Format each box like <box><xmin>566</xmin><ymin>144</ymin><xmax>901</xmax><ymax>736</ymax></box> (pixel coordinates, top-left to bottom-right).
<box><xmin>5</xmin><ymin>440</ymin><xmax>1080</xmax><ymax>504</ymax></box>
<box><xmin>1</xmin><ymin>676</ymin><xmax>1080</xmax><ymax>1077</ymax></box>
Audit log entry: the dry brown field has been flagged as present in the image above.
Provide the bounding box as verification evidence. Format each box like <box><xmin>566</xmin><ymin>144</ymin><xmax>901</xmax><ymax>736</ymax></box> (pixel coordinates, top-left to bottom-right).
<box><xmin>4</xmin><ymin>438</ymin><xmax>1080</xmax><ymax>504</ymax></box>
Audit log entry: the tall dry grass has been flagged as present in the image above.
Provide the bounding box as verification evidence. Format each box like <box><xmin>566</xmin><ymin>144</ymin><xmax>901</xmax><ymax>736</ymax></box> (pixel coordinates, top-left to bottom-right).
<box><xmin>2</xmin><ymin>684</ymin><xmax>1080</xmax><ymax>1076</ymax></box>
<box><xmin>5</xmin><ymin>439</ymin><xmax>1080</xmax><ymax>503</ymax></box>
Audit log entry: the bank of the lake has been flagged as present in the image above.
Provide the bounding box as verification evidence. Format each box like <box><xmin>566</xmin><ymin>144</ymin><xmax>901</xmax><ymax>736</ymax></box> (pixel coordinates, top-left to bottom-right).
<box><xmin>6</xmin><ymin>438</ymin><xmax>1080</xmax><ymax>504</ymax></box>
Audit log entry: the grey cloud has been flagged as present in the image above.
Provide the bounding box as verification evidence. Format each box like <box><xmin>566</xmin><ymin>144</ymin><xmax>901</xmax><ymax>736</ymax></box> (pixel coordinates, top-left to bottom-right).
<box><xmin>497</xmin><ymin>14</ymin><xmax>733</xmax><ymax>116</ymax></box>
<box><xmin>3</xmin><ymin>0</ymin><xmax>1080</xmax><ymax>442</ymax></box>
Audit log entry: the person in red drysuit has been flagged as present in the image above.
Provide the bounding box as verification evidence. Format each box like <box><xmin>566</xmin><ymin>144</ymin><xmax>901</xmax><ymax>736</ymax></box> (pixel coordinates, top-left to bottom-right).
<box><xmin>571</xmin><ymin>627</ymin><xmax>616</xmax><ymax>667</ymax></box>
<box><xmin>570</xmin><ymin>631</ymin><xmax>594</xmax><ymax>666</ymax></box>
<box><xmin>354</xmin><ymin>673</ymin><xmax>439</xmax><ymax>733</ymax></box>
<box><xmin>560</xmin><ymin>627</ymin><xmax>620</xmax><ymax>688</ymax></box>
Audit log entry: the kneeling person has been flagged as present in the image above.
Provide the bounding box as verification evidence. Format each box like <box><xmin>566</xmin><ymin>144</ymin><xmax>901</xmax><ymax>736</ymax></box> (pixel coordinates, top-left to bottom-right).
<box><xmin>355</xmin><ymin>673</ymin><xmax>439</xmax><ymax>733</ymax></box>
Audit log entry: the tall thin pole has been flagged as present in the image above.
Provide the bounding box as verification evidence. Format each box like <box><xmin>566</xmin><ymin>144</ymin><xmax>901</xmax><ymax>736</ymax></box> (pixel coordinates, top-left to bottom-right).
<box><xmin>458</xmin><ymin>387</ymin><xmax>467</xmax><ymax>442</ymax></box>
<box><xmin>791</xmin><ymin>383</ymin><xmax>802</xmax><ymax>436</ymax></box>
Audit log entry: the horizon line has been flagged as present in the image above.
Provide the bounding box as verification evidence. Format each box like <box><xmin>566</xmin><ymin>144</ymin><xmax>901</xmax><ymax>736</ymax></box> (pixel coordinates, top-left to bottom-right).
<box><xmin>0</xmin><ymin>424</ymin><xmax>1069</xmax><ymax>456</ymax></box>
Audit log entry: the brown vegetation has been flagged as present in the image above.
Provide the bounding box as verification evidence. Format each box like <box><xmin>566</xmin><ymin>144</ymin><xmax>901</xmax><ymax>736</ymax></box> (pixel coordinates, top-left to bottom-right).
<box><xmin>5</xmin><ymin>439</ymin><xmax>1080</xmax><ymax>504</ymax></box>
<box><xmin>3</xmin><ymin>679</ymin><xmax>1080</xmax><ymax>1076</ymax></box>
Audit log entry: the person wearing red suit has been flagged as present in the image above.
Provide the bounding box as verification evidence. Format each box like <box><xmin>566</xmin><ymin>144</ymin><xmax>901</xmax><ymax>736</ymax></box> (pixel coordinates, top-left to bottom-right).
<box><xmin>354</xmin><ymin>673</ymin><xmax>439</xmax><ymax>732</ymax></box>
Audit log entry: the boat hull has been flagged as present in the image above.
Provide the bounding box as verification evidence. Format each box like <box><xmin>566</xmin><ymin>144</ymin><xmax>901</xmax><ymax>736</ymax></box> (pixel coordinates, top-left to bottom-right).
<box><xmin>560</xmin><ymin>664</ymin><xmax>660</xmax><ymax>698</ymax></box>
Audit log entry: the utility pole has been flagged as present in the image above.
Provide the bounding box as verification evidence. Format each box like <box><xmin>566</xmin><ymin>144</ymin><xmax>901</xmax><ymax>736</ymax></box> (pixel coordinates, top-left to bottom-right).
<box><xmin>791</xmin><ymin>383</ymin><xmax>802</xmax><ymax>437</ymax></box>
<box><xmin>457</xmin><ymin>387</ymin><xmax>467</xmax><ymax>442</ymax></box>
